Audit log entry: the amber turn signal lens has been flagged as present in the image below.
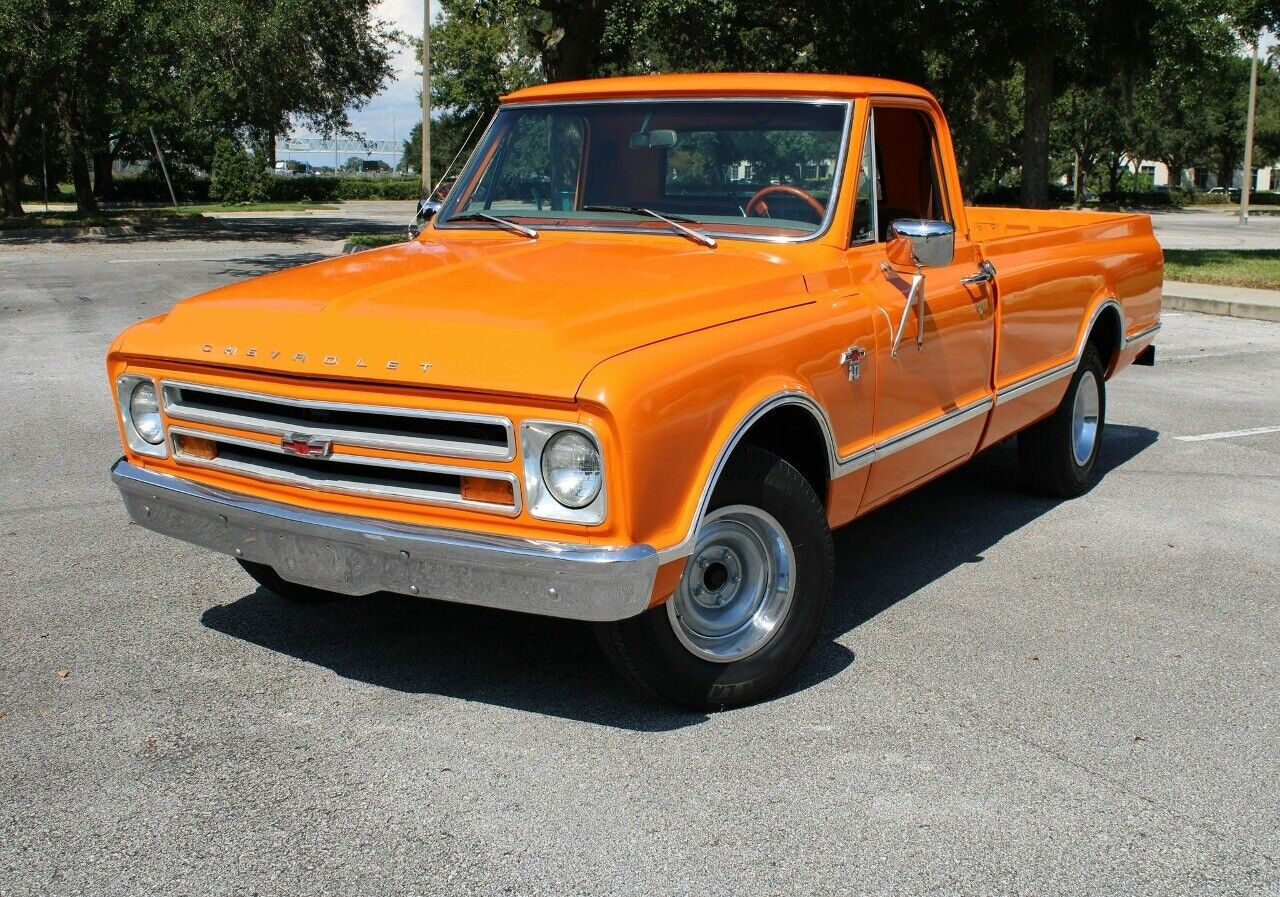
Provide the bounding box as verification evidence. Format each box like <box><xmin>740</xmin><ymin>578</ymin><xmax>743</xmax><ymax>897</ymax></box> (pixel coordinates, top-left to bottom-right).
<box><xmin>460</xmin><ymin>476</ymin><xmax>515</xmax><ymax>506</ymax></box>
<box><xmin>174</xmin><ymin>434</ymin><xmax>217</xmax><ymax>460</ymax></box>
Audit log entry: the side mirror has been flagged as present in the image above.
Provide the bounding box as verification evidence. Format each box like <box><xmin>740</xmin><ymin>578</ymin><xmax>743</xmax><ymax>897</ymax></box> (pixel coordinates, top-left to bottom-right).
<box><xmin>886</xmin><ymin>219</ymin><xmax>955</xmax><ymax>269</ymax></box>
<box><xmin>408</xmin><ymin>199</ymin><xmax>442</xmax><ymax>238</ymax></box>
<box><xmin>881</xmin><ymin>219</ymin><xmax>954</xmax><ymax>359</ymax></box>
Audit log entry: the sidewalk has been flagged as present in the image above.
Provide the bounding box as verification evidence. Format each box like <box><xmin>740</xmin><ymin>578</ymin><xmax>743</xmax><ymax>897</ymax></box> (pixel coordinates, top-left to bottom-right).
<box><xmin>1162</xmin><ymin>280</ymin><xmax>1280</xmax><ymax>323</ymax></box>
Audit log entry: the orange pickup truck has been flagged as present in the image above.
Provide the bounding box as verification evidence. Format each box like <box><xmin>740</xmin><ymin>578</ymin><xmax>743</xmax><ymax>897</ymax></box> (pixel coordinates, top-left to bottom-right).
<box><xmin>109</xmin><ymin>74</ymin><xmax>1162</xmax><ymax>708</ymax></box>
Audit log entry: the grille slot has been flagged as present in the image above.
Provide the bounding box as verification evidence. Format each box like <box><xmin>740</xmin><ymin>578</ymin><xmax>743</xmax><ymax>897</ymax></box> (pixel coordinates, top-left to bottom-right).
<box><xmin>168</xmin><ymin>427</ymin><xmax>520</xmax><ymax>515</ymax></box>
<box><xmin>161</xmin><ymin>381</ymin><xmax>514</xmax><ymax>461</ymax></box>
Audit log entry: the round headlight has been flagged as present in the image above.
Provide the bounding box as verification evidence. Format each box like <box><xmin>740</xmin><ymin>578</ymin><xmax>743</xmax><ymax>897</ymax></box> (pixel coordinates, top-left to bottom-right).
<box><xmin>128</xmin><ymin>381</ymin><xmax>164</xmax><ymax>445</ymax></box>
<box><xmin>540</xmin><ymin>431</ymin><xmax>602</xmax><ymax>509</ymax></box>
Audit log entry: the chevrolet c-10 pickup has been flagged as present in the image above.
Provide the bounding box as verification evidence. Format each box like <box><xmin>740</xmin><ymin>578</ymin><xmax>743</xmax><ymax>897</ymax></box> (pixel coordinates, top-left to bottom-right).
<box><xmin>109</xmin><ymin>73</ymin><xmax>1162</xmax><ymax>708</ymax></box>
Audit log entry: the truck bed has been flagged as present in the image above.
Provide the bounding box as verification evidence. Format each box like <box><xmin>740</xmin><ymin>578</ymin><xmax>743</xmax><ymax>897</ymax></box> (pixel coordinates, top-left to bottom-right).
<box><xmin>963</xmin><ymin>204</ymin><xmax>1163</xmax><ymax>450</ymax></box>
<box><xmin>966</xmin><ymin>205</ymin><xmax>1149</xmax><ymax>243</ymax></box>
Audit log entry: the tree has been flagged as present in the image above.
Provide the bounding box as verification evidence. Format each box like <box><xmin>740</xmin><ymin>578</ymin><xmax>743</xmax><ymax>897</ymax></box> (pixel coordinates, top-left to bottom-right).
<box><xmin>184</xmin><ymin>0</ymin><xmax>396</xmax><ymax>167</ymax></box>
<box><xmin>0</xmin><ymin>0</ymin><xmax>54</xmax><ymax>216</ymax></box>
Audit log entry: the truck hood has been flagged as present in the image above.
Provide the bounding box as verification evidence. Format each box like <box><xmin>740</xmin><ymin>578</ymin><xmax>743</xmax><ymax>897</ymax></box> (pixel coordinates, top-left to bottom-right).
<box><xmin>115</xmin><ymin>236</ymin><xmax>820</xmax><ymax>400</ymax></box>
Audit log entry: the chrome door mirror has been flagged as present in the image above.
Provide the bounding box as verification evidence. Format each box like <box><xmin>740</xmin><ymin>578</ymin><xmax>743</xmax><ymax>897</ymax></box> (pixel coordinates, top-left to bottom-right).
<box><xmin>886</xmin><ymin>219</ymin><xmax>955</xmax><ymax>269</ymax></box>
<box><xmin>880</xmin><ymin>219</ymin><xmax>955</xmax><ymax>358</ymax></box>
<box><xmin>408</xmin><ymin>199</ymin><xmax>442</xmax><ymax>238</ymax></box>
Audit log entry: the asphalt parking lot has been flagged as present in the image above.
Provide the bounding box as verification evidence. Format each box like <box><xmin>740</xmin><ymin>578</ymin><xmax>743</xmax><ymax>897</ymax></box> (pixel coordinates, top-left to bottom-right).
<box><xmin>1</xmin><ymin>214</ymin><xmax>1278</xmax><ymax>895</ymax></box>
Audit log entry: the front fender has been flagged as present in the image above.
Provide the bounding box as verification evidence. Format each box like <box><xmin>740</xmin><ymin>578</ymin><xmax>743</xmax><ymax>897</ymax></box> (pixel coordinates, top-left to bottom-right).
<box><xmin>575</xmin><ymin>303</ymin><xmax>854</xmax><ymax>559</ymax></box>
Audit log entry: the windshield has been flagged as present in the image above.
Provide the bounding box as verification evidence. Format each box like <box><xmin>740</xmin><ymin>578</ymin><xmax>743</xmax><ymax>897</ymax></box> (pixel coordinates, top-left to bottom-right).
<box><xmin>438</xmin><ymin>99</ymin><xmax>852</xmax><ymax>241</ymax></box>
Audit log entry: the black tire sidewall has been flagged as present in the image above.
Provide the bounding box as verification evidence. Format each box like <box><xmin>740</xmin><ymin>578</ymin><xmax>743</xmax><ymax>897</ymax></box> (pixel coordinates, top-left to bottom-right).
<box><xmin>608</xmin><ymin>447</ymin><xmax>833</xmax><ymax>708</ymax></box>
<box><xmin>237</xmin><ymin>558</ymin><xmax>345</xmax><ymax>604</ymax></box>
<box><xmin>1063</xmin><ymin>345</ymin><xmax>1107</xmax><ymax>489</ymax></box>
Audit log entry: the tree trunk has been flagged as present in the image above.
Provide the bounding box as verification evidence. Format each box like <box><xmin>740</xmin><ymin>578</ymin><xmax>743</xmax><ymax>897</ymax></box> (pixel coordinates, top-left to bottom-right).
<box><xmin>1217</xmin><ymin>150</ymin><xmax>1233</xmax><ymax>191</ymax></box>
<box><xmin>0</xmin><ymin>77</ymin><xmax>26</xmax><ymax>217</ymax></box>
<box><xmin>93</xmin><ymin>147</ymin><xmax>114</xmax><ymax>199</ymax></box>
<box><xmin>0</xmin><ymin>142</ymin><xmax>22</xmax><ymax>217</ymax></box>
<box><xmin>1020</xmin><ymin>44</ymin><xmax>1054</xmax><ymax>209</ymax></box>
<box><xmin>535</xmin><ymin>1</ymin><xmax>609</xmax><ymax>82</ymax></box>
<box><xmin>59</xmin><ymin>99</ymin><xmax>98</xmax><ymax>214</ymax></box>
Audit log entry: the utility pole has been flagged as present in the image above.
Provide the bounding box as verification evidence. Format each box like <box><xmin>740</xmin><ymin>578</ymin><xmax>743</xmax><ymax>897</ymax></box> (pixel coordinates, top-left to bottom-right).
<box><xmin>41</xmin><ymin>123</ymin><xmax>49</xmax><ymax>212</ymax></box>
<box><xmin>1241</xmin><ymin>33</ymin><xmax>1260</xmax><ymax>224</ymax></box>
<box><xmin>421</xmin><ymin>0</ymin><xmax>432</xmax><ymax>196</ymax></box>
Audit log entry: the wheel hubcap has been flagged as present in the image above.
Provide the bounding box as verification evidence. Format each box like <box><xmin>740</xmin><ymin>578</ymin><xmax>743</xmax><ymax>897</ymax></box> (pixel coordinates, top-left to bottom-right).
<box><xmin>667</xmin><ymin>505</ymin><xmax>796</xmax><ymax>663</ymax></box>
<box><xmin>1071</xmin><ymin>370</ymin><xmax>1101</xmax><ymax>467</ymax></box>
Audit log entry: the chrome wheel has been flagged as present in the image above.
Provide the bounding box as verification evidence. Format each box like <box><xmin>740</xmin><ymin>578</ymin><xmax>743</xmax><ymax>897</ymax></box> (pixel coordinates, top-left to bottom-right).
<box><xmin>1071</xmin><ymin>369</ymin><xmax>1101</xmax><ymax>466</ymax></box>
<box><xmin>667</xmin><ymin>504</ymin><xmax>796</xmax><ymax>663</ymax></box>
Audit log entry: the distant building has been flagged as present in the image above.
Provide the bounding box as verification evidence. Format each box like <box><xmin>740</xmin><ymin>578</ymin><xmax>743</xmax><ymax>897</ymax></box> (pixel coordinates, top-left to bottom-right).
<box><xmin>1127</xmin><ymin>159</ymin><xmax>1278</xmax><ymax>191</ymax></box>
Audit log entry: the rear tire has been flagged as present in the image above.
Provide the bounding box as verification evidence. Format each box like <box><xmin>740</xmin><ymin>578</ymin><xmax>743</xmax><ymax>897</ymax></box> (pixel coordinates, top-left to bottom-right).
<box><xmin>594</xmin><ymin>446</ymin><xmax>834</xmax><ymax>709</ymax></box>
<box><xmin>1018</xmin><ymin>343</ymin><xmax>1106</xmax><ymax>498</ymax></box>
<box><xmin>237</xmin><ymin>559</ymin><xmax>346</xmax><ymax>605</ymax></box>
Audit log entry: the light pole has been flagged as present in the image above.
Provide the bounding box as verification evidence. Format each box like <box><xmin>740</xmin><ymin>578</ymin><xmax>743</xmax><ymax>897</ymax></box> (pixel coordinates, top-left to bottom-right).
<box><xmin>1241</xmin><ymin>33</ymin><xmax>1260</xmax><ymax>224</ymax></box>
<box><xmin>421</xmin><ymin>1</ymin><xmax>431</xmax><ymax>197</ymax></box>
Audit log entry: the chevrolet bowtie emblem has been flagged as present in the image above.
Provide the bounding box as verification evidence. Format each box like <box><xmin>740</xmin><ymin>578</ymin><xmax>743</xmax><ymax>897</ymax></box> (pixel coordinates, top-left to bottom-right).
<box><xmin>280</xmin><ymin>434</ymin><xmax>333</xmax><ymax>459</ymax></box>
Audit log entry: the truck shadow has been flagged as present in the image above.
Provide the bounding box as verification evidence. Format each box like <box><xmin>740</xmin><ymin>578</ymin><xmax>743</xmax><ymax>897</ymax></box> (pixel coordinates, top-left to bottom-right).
<box><xmin>201</xmin><ymin>424</ymin><xmax>1157</xmax><ymax>730</ymax></box>
<box><xmin>791</xmin><ymin>423</ymin><xmax>1161</xmax><ymax>694</ymax></box>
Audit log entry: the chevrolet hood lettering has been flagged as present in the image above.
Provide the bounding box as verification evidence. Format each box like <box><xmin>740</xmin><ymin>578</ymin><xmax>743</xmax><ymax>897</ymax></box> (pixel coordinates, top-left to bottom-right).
<box><xmin>199</xmin><ymin>343</ymin><xmax>431</xmax><ymax>374</ymax></box>
<box><xmin>113</xmin><ymin>238</ymin><xmax>817</xmax><ymax>400</ymax></box>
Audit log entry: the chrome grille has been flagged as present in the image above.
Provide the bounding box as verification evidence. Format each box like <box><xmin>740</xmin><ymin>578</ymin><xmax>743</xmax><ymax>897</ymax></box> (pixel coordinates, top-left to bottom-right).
<box><xmin>160</xmin><ymin>380</ymin><xmax>514</xmax><ymax>462</ymax></box>
<box><xmin>169</xmin><ymin>427</ymin><xmax>521</xmax><ymax>516</ymax></box>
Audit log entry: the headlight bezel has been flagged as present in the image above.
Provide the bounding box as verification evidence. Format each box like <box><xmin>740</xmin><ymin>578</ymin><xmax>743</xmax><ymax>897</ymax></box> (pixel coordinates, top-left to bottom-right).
<box><xmin>521</xmin><ymin>421</ymin><xmax>606</xmax><ymax>525</ymax></box>
<box><xmin>115</xmin><ymin>374</ymin><xmax>169</xmax><ymax>458</ymax></box>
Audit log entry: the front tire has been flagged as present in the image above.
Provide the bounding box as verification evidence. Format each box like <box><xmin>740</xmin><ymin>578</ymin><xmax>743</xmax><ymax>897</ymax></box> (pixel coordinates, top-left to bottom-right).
<box><xmin>1018</xmin><ymin>343</ymin><xmax>1107</xmax><ymax>497</ymax></box>
<box><xmin>595</xmin><ymin>446</ymin><xmax>834</xmax><ymax>709</ymax></box>
<box><xmin>237</xmin><ymin>559</ymin><xmax>346</xmax><ymax>604</ymax></box>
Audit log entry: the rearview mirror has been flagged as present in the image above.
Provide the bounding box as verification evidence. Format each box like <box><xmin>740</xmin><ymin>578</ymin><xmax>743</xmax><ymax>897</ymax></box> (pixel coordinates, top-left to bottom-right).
<box><xmin>628</xmin><ymin>129</ymin><xmax>677</xmax><ymax>149</ymax></box>
<box><xmin>886</xmin><ymin>219</ymin><xmax>954</xmax><ymax>269</ymax></box>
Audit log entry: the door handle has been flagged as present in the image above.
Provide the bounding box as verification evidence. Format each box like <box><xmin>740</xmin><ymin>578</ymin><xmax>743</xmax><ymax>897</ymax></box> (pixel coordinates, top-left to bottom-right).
<box><xmin>960</xmin><ymin>260</ymin><xmax>997</xmax><ymax>287</ymax></box>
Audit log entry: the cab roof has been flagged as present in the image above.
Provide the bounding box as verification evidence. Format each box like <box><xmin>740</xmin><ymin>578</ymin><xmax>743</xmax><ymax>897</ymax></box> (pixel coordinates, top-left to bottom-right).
<box><xmin>503</xmin><ymin>73</ymin><xmax>935</xmax><ymax>104</ymax></box>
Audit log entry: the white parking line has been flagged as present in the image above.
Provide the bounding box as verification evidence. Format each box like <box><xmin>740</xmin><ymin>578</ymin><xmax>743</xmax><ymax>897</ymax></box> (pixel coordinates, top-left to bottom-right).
<box><xmin>1163</xmin><ymin>348</ymin><xmax>1280</xmax><ymax>362</ymax></box>
<box><xmin>1175</xmin><ymin>425</ymin><xmax>1280</xmax><ymax>442</ymax></box>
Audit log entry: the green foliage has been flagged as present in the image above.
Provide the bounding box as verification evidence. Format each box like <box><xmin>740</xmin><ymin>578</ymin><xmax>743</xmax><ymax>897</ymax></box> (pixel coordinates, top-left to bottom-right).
<box><xmin>210</xmin><ymin>140</ymin><xmax>271</xmax><ymax>203</ymax></box>
<box><xmin>0</xmin><ymin>0</ymin><xmax>397</xmax><ymax>217</ymax></box>
<box><xmin>344</xmin><ymin>232</ymin><xmax>408</xmax><ymax>249</ymax></box>
<box><xmin>1163</xmin><ymin>248</ymin><xmax>1280</xmax><ymax>289</ymax></box>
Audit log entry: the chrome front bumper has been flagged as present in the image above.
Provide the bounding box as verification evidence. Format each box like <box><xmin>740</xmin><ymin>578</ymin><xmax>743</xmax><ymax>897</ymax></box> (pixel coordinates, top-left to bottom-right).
<box><xmin>112</xmin><ymin>459</ymin><xmax>659</xmax><ymax>621</ymax></box>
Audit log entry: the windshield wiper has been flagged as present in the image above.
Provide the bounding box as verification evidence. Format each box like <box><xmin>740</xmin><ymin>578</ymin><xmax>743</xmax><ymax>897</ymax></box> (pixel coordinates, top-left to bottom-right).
<box><xmin>448</xmin><ymin>211</ymin><xmax>538</xmax><ymax>240</ymax></box>
<box><xmin>581</xmin><ymin>205</ymin><xmax>717</xmax><ymax>249</ymax></box>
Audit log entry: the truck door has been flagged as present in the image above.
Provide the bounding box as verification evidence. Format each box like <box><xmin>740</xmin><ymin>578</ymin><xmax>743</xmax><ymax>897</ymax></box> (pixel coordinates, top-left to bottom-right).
<box><xmin>849</xmin><ymin>103</ymin><xmax>996</xmax><ymax>510</ymax></box>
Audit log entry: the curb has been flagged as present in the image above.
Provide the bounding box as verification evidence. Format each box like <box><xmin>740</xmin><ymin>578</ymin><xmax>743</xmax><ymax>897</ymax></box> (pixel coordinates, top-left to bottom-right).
<box><xmin>1163</xmin><ymin>292</ymin><xmax>1280</xmax><ymax>323</ymax></box>
<box><xmin>0</xmin><ymin>224</ymin><xmax>142</xmax><ymax>239</ymax></box>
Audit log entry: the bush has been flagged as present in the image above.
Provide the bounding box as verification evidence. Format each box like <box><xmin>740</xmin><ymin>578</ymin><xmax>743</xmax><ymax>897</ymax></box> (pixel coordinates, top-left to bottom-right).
<box><xmin>1098</xmin><ymin>190</ymin><xmax>1177</xmax><ymax>207</ymax></box>
<box><xmin>210</xmin><ymin>139</ymin><xmax>271</xmax><ymax>203</ymax></box>
<box><xmin>113</xmin><ymin>164</ymin><xmax>210</xmax><ymax>203</ymax></box>
<box><xmin>250</xmin><ymin>175</ymin><xmax>421</xmax><ymax>203</ymax></box>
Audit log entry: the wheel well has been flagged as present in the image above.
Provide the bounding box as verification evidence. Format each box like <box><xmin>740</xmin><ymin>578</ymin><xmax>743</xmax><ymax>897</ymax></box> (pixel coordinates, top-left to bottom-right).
<box><xmin>731</xmin><ymin>404</ymin><xmax>831</xmax><ymax>506</ymax></box>
<box><xmin>1088</xmin><ymin>304</ymin><xmax>1122</xmax><ymax>376</ymax></box>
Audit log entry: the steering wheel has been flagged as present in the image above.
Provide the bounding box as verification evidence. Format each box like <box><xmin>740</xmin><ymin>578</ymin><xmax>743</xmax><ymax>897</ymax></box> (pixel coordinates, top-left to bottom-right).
<box><xmin>745</xmin><ymin>184</ymin><xmax>826</xmax><ymax>221</ymax></box>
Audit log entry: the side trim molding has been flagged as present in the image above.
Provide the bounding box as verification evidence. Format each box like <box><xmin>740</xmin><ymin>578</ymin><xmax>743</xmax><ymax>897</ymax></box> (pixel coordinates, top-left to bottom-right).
<box><xmin>832</xmin><ymin>395</ymin><xmax>994</xmax><ymax>475</ymax></box>
<box><xmin>655</xmin><ymin>390</ymin><xmax>994</xmax><ymax>562</ymax></box>
<box><xmin>1125</xmin><ymin>322</ymin><xmax>1161</xmax><ymax>346</ymax></box>
<box><xmin>994</xmin><ymin>298</ymin><xmax>1124</xmax><ymax>406</ymax></box>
